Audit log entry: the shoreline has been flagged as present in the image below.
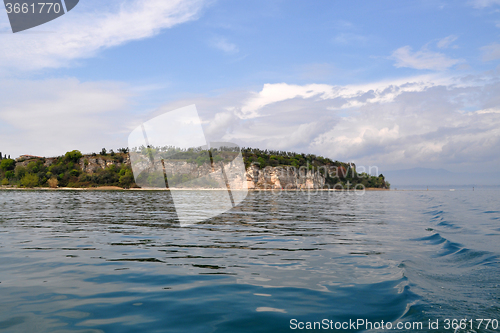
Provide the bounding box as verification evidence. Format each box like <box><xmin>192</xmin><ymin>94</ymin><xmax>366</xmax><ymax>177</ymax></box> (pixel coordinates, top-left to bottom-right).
<box><xmin>0</xmin><ymin>187</ymin><xmax>480</xmax><ymax>192</ymax></box>
<box><xmin>0</xmin><ymin>187</ymin><xmax>481</xmax><ymax>192</ymax></box>
<box><xmin>0</xmin><ymin>186</ymin><xmax>391</xmax><ymax>191</ymax></box>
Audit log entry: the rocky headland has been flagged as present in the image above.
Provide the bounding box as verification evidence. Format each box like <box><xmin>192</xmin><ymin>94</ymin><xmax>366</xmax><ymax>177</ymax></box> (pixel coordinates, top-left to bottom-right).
<box><xmin>0</xmin><ymin>149</ymin><xmax>389</xmax><ymax>190</ymax></box>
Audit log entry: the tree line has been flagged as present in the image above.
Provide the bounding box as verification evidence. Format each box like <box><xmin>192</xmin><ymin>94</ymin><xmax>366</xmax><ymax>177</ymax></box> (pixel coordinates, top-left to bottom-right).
<box><xmin>0</xmin><ymin>149</ymin><xmax>134</xmax><ymax>188</ymax></box>
<box><xmin>0</xmin><ymin>148</ymin><xmax>389</xmax><ymax>189</ymax></box>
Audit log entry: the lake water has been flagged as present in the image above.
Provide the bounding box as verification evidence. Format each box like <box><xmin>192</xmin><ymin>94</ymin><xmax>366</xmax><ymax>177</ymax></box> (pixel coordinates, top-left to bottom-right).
<box><xmin>0</xmin><ymin>190</ymin><xmax>499</xmax><ymax>332</ymax></box>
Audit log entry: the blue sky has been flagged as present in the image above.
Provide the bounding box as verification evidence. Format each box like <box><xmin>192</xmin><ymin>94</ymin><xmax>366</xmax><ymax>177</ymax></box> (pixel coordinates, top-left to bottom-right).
<box><xmin>47</xmin><ymin>1</ymin><xmax>500</xmax><ymax>89</ymax></box>
<box><xmin>1</xmin><ymin>0</ymin><xmax>500</xmax><ymax>175</ymax></box>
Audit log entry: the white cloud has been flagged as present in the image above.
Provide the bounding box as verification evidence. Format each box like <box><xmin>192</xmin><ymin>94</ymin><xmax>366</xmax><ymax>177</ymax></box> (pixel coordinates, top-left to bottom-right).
<box><xmin>239</xmin><ymin>75</ymin><xmax>449</xmax><ymax>118</ymax></box>
<box><xmin>210</xmin><ymin>36</ymin><xmax>239</xmax><ymax>54</ymax></box>
<box><xmin>2</xmin><ymin>73</ymin><xmax>500</xmax><ymax>173</ymax></box>
<box><xmin>470</xmin><ymin>0</ymin><xmax>500</xmax><ymax>7</ymax></box>
<box><xmin>0</xmin><ymin>78</ymin><xmax>136</xmax><ymax>157</ymax></box>
<box><xmin>204</xmin><ymin>111</ymin><xmax>239</xmax><ymax>138</ymax></box>
<box><xmin>437</xmin><ymin>35</ymin><xmax>458</xmax><ymax>49</ymax></box>
<box><xmin>474</xmin><ymin>107</ymin><xmax>500</xmax><ymax>114</ymax></box>
<box><xmin>391</xmin><ymin>46</ymin><xmax>462</xmax><ymax>70</ymax></box>
<box><xmin>0</xmin><ymin>0</ymin><xmax>207</xmax><ymax>72</ymax></box>
<box><xmin>481</xmin><ymin>42</ymin><xmax>500</xmax><ymax>61</ymax></box>
<box><xmin>240</xmin><ymin>83</ymin><xmax>337</xmax><ymax>118</ymax></box>
<box><xmin>198</xmin><ymin>74</ymin><xmax>500</xmax><ymax>172</ymax></box>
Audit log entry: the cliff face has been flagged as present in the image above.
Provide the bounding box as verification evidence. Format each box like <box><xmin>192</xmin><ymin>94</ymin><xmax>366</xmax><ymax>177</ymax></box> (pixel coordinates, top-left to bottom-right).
<box><xmin>78</xmin><ymin>156</ymin><xmax>130</xmax><ymax>174</ymax></box>
<box><xmin>75</xmin><ymin>155</ymin><xmax>331</xmax><ymax>189</ymax></box>
<box><xmin>15</xmin><ymin>154</ymin><xmax>359</xmax><ymax>189</ymax></box>
<box><xmin>7</xmin><ymin>148</ymin><xmax>391</xmax><ymax>190</ymax></box>
<box><xmin>128</xmin><ymin>154</ymin><xmax>331</xmax><ymax>190</ymax></box>
<box><xmin>246</xmin><ymin>164</ymin><xmax>329</xmax><ymax>189</ymax></box>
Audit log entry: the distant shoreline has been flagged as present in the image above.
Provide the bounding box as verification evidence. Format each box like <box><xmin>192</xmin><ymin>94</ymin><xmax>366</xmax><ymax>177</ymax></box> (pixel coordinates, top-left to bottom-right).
<box><xmin>0</xmin><ymin>186</ymin><xmax>391</xmax><ymax>192</ymax></box>
<box><xmin>1</xmin><ymin>186</ymin><xmax>483</xmax><ymax>192</ymax></box>
<box><xmin>2</xmin><ymin>187</ymin><xmax>482</xmax><ymax>192</ymax></box>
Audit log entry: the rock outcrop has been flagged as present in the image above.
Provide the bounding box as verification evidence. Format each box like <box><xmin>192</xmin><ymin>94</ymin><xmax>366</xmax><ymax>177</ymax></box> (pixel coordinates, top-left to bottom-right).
<box><xmin>15</xmin><ymin>154</ymin><xmax>361</xmax><ymax>189</ymax></box>
<box><xmin>78</xmin><ymin>156</ymin><xmax>130</xmax><ymax>174</ymax></box>
<box><xmin>128</xmin><ymin>154</ymin><xmax>333</xmax><ymax>190</ymax></box>
<box><xmin>246</xmin><ymin>164</ymin><xmax>329</xmax><ymax>190</ymax></box>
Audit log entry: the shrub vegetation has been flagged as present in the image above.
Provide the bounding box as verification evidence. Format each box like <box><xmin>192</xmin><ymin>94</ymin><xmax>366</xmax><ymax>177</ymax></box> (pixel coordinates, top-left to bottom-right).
<box><xmin>0</xmin><ymin>148</ymin><xmax>389</xmax><ymax>189</ymax></box>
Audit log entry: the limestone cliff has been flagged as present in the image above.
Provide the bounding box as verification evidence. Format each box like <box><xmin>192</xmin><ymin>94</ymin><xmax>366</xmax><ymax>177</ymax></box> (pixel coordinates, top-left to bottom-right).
<box><xmin>73</xmin><ymin>155</ymin><xmax>332</xmax><ymax>189</ymax></box>
<box><xmin>12</xmin><ymin>153</ymin><xmax>385</xmax><ymax>189</ymax></box>
<box><xmin>127</xmin><ymin>153</ymin><xmax>332</xmax><ymax>190</ymax></box>
<box><xmin>246</xmin><ymin>164</ymin><xmax>331</xmax><ymax>190</ymax></box>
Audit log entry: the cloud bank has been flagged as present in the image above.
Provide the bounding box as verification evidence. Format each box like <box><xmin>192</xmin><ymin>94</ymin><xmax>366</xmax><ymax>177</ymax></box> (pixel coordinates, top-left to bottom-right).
<box><xmin>202</xmin><ymin>74</ymin><xmax>500</xmax><ymax>173</ymax></box>
<box><xmin>2</xmin><ymin>73</ymin><xmax>499</xmax><ymax>174</ymax></box>
<box><xmin>0</xmin><ymin>78</ymin><xmax>135</xmax><ymax>156</ymax></box>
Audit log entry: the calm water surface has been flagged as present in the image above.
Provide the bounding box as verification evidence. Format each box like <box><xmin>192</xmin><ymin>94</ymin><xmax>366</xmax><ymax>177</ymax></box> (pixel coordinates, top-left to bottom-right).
<box><xmin>0</xmin><ymin>190</ymin><xmax>499</xmax><ymax>332</ymax></box>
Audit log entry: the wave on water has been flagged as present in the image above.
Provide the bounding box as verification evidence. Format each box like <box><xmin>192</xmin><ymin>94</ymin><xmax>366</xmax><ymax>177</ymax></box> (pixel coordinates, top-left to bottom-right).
<box><xmin>0</xmin><ymin>190</ymin><xmax>498</xmax><ymax>332</ymax></box>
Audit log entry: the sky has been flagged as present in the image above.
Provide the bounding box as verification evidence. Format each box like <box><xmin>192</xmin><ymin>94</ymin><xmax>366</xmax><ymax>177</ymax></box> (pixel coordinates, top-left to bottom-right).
<box><xmin>1</xmin><ymin>0</ymin><xmax>500</xmax><ymax>177</ymax></box>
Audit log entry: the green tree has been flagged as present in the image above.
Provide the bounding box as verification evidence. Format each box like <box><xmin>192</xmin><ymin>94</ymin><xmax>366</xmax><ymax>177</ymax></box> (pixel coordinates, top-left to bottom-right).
<box><xmin>20</xmin><ymin>174</ymin><xmax>39</xmax><ymax>187</ymax></box>
<box><xmin>15</xmin><ymin>166</ymin><xmax>27</xmax><ymax>179</ymax></box>
<box><xmin>119</xmin><ymin>170</ymin><xmax>135</xmax><ymax>188</ymax></box>
<box><xmin>26</xmin><ymin>161</ymin><xmax>40</xmax><ymax>173</ymax></box>
<box><xmin>64</xmin><ymin>150</ymin><xmax>83</xmax><ymax>163</ymax></box>
<box><xmin>0</xmin><ymin>159</ymin><xmax>15</xmax><ymax>172</ymax></box>
<box><xmin>257</xmin><ymin>157</ymin><xmax>267</xmax><ymax>168</ymax></box>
